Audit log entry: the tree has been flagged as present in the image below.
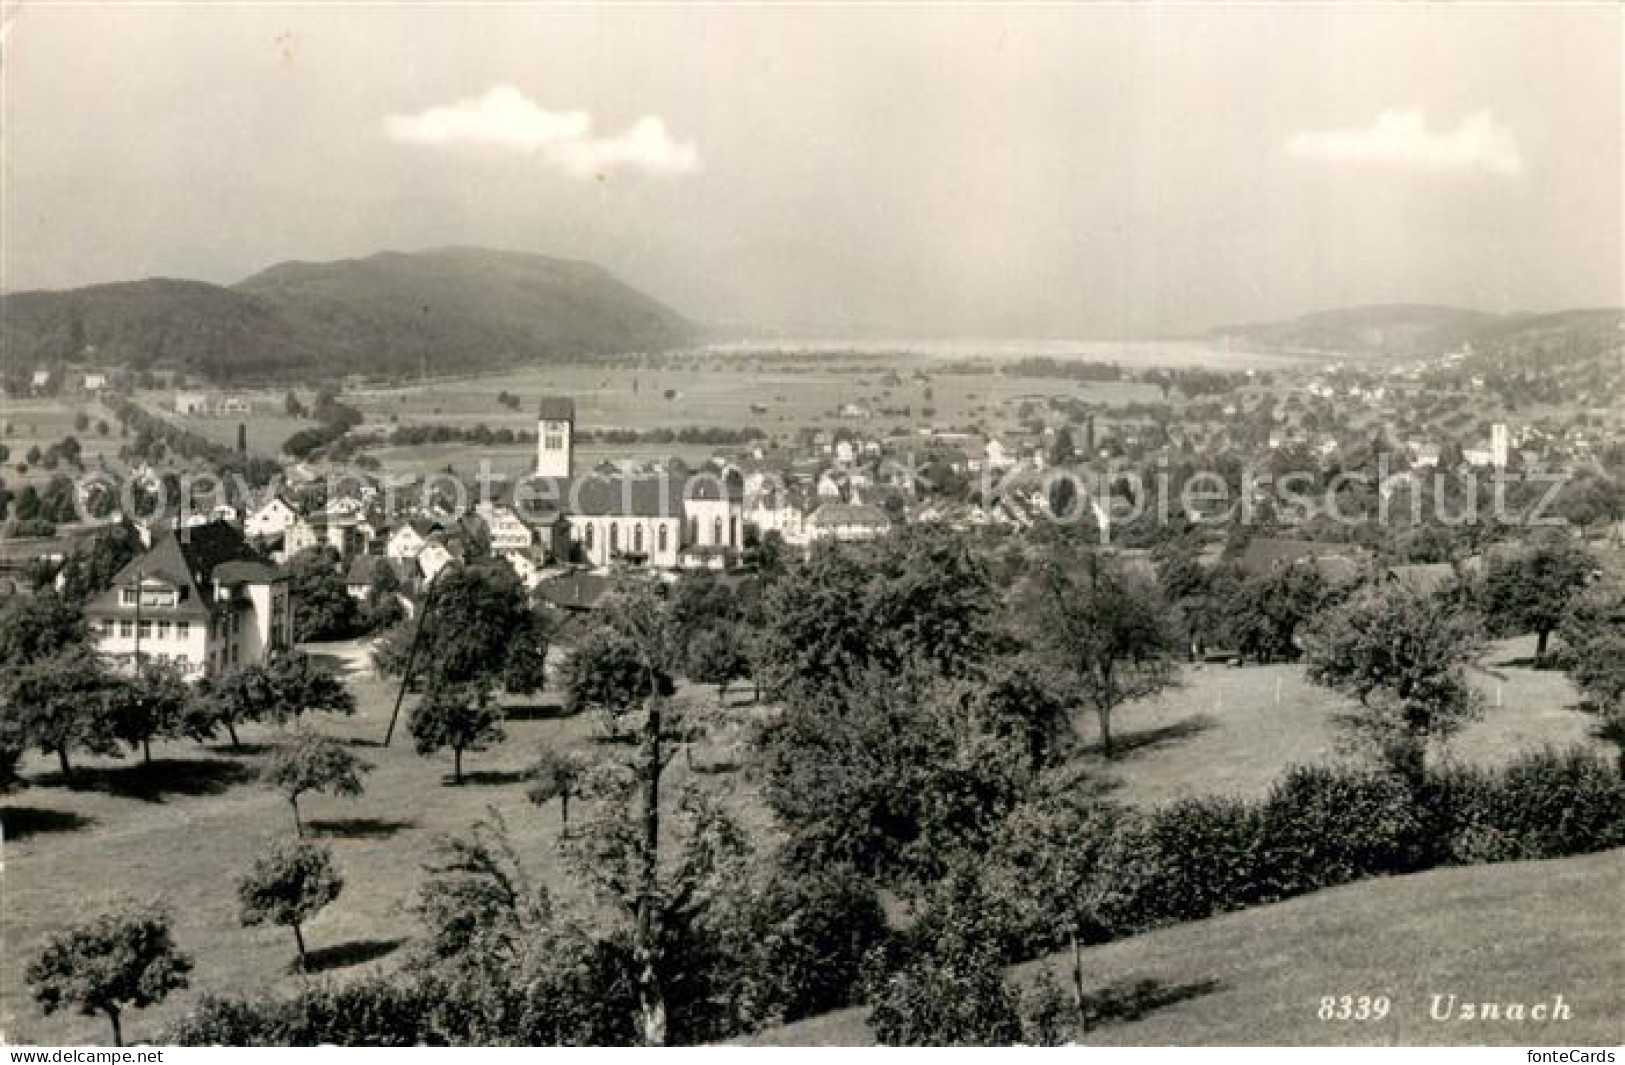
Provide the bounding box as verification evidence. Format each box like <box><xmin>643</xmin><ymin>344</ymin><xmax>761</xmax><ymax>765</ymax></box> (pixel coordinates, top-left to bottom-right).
<box><xmin>1023</xmin><ymin>546</ymin><xmax>1179</xmax><ymax>759</ymax></box>
<box><xmin>238</xmin><ymin>840</ymin><xmax>344</xmax><ymax>971</ymax></box>
<box><xmin>1225</xmin><ymin>562</ymin><xmax>1332</xmax><ymax>663</ymax></box>
<box><xmin>754</xmin><ymin>527</ymin><xmax>995</xmax><ymax>706</ymax></box>
<box><xmin>0</xmin><ymin>590</ymin><xmax>89</xmax><ymax>668</ymax></box>
<box><xmin>286</xmin><ymin>547</ymin><xmax>360</xmax><ymax>642</ymax></box>
<box><xmin>1483</xmin><ymin>536</ymin><xmax>1595</xmax><ymax>663</ymax></box>
<box><xmin>409</xmin><ymin>684</ymin><xmax>505</xmax><ymax>784</ymax></box>
<box><xmin>1561</xmin><ymin>579</ymin><xmax>1625</xmax><ymax>774</ymax></box>
<box><xmin>685</xmin><ymin>626</ymin><xmax>751</xmax><ymax>701</ymax></box>
<box><xmin>764</xmin><ymin>666</ymin><xmax>1031</xmax><ymax>885</ymax></box>
<box><xmin>106</xmin><ymin>661</ymin><xmax>206</xmax><ymax>763</ymax></box>
<box><xmin>1302</xmin><ymin>582</ymin><xmax>1485</xmax><ymax>786</ymax></box>
<box><xmin>26</xmin><ymin>902</ymin><xmax>192</xmax><ymax>1046</ymax></box>
<box><xmin>378</xmin><ymin>563</ymin><xmax>548</xmax><ymax>698</ymax></box>
<box><xmin>4</xmin><ymin>646</ymin><xmax>119</xmax><ymax>779</ymax></box>
<box><xmin>527</xmin><ymin>748</ymin><xmax>589</xmax><ymax>832</ymax></box>
<box><xmin>566</xmin><ymin>583</ymin><xmax>693</xmax><ymax>1045</ymax></box>
<box><xmin>563</xmin><ymin>624</ymin><xmax>674</xmax><ymax>738</ymax></box>
<box><xmin>260</xmin><ymin>731</ymin><xmax>371</xmax><ymax>836</ymax></box>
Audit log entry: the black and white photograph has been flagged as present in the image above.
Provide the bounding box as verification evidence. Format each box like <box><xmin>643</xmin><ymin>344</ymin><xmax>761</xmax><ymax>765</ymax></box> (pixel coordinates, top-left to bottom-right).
<box><xmin>0</xmin><ymin>1</ymin><xmax>1621</xmax><ymax>1051</ymax></box>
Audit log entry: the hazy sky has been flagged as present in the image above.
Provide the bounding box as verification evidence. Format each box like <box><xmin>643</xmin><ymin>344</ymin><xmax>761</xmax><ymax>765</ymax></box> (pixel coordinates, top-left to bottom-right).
<box><xmin>2</xmin><ymin>4</ymin><xmax>1620</xmax><ymax>336</ymax></box>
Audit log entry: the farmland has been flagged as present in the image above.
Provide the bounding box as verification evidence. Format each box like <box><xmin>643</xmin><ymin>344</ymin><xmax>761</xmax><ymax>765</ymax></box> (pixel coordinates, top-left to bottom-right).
<box><xmin>0</xmin><ymin>634</ymin><xmax>1606</xmax><ymax>1045</ymax></box>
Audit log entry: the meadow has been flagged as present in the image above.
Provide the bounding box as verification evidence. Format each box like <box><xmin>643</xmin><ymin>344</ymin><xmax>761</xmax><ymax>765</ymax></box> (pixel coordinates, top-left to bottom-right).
<box><xmin>751</xmin><ymin>849</ymin><xmax>1625</xmax><ymax>1046</ymax></box>
<box><xmin>0</xmin><ymin>634</ymin><xmax>1606</xmax><ymax>1044</ymax></box>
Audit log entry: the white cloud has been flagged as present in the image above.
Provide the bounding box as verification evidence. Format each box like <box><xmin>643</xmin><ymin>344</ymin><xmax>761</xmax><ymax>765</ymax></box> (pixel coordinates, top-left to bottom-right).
<box><xmin>1287</xmin><ymin>108</ymin><xmax>1523</xmax><ymax>176</ymax></box>
<box><xmin>384</xmin><ymin>86</ymin><xmax>699</xmax><ymax>178</ymax></box>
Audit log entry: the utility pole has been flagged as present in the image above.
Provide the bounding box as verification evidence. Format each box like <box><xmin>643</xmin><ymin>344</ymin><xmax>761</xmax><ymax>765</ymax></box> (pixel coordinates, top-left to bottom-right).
<box><xmin>131</xmin><ymin>566</ymin><xmax>143</xmax><ymax>672</ymax></box>
<box><xmin>382</xmin><ymin>577</ymin><xmax>441</xmax><ymax>747</ymax></box>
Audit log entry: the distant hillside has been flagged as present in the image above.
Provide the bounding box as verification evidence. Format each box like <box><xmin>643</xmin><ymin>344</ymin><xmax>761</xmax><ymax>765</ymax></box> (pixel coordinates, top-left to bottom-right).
<box><xmin>0</xmin><ymin>278</ymin><xmax>320</xmax><ymax>381</ymax></box>
<box><xmin>0</xmin><ymin>247</ymin><xmax>697</xmax><ymax>382</ymax></box>
<box><xmin>1207</xmin><ymin>304</ymin><xmax>1501</xmax><ymax>357</ymax></box>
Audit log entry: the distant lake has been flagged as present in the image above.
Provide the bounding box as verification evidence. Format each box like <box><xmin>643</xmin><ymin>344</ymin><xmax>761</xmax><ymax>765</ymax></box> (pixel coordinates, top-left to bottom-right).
<box><xmin>702</xmin><ymin>337</ymin><xmax>1311</xmax><ymax>371</ymax></box>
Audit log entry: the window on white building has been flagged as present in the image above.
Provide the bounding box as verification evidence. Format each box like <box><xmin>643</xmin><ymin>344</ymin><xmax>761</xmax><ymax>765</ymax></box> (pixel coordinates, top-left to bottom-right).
<box><xmin>138</xmin><ymin>620</ymin><xmax>152</xmax><ymax>640</ymax></box>
<box><xmin>119</xmin><ymin>620</ymin><xmax>133</xmax><ymax>638</ymax></box>
<box><xmin>157</xmin><ymin>621</ymin><xmax>171</xmax><ymax>640</ymax></box>
<box><xmin>177</xmin><ymin>622</ymin><xmax>190</xmax><ymax>640</ymax></box>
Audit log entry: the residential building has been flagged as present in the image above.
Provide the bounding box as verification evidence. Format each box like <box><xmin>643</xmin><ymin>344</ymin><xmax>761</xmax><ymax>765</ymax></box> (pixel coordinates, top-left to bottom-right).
<box><xmin>86</xmin><ymin>522</ymin><xmax>292</xmax><ymax>679</ymax></box>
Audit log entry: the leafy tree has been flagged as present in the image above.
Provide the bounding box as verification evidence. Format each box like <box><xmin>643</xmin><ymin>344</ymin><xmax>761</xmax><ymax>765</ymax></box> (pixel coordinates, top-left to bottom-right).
<box><xmin>563</xmin><ymin>624</ymin><xmax>674</xmax><ymax>738</ymax></box>
<box><xmin>753</xmin><ymin>527</ymin><xmax>994</xmax><ymax>706</ymax></box>
<box><xmin>566</xmin><ymin>583</ymin><xmax>694</xmax><ymax>1045</ymax></box>
<box><xmin>1225</xmin><ymin>562</ymin><xmax>1332</xmax><ymax>663</ymax></box>
<box><xmin>3</xmin><ymin>646</ymin><xmax>119</xmax><ymax>779</ymax></box>
<box><xmin>106</xmin><ymin>661</ymin><xmax>207</xmax><ymax>763</ymax></box>
<box><xmin>1560</xmin><ymin>579</ymin><xmax>1625</xmax><ymax>774</ymax></box>
<box><xmin>205</xmin><ymin>653</ymin><xmax>356</xmax><ymax>744</ymax></box>
<box><xmin>57</xmin><ymin>525</ymin><xmax>141</xmax><ymax>605</ymax></box>
<box><xmin>1023</xmin><ymin>545</ymin><xmax>1179</xmax><ymax>759</ymax></box>
<box><xmin>686</xmin><ymin>626</ymin><xmax>751</xmax><ymax>701</ymax></box>
<box><xmin>527</xmin><ymin>748</ymin><xmax>590</xmax><ymax>832</ymax></box>
<box><xmin>378</xmin><ymin>563</ymin><xmax>548</xmax><ymax>697</ymax></box>
<box><xmin>0</xmin><ymin>591</ymin><xmax>89</xmax><ymax>668</ymax></box>
<box><xmin>1302</xmin><ymin>582</ymin><xmax>1485</xmax><ymax>786</ymax></box>
<box><xmin>717</xmin><ymin>863</ymin><xmax>890</xmax><ymax>1033</ymax></box>
<box><xmin>260</xmin><ymin>731</ymin><xmax>371</xmax><ymax>835</ymax></box>
<box><xmin>27</xmin><ymin>902</ymin><xmax>193</xmax><ymax>1046</ymax></box>
<box><xmin>764</xmin><ymin>666</ymin><xmax>1031</xmax><ymax>885</ymax></box>
<box><xmin>409</xmin><ymin>684</ymin><xmax>505</xmax><ymax>784</ymax></box>
<box><xmin>286</xmin><ymin>547</ymin><xmax>361</xmax><ymax>642</ymax></box>
<box><xmin>1483</xmin><ymin>536</ymin><xmax>1595</xmax><ymax>662</ymax></box>
<box><xmin>237</xmin><ymin>839</ymin><xmax>344</xmax><ymax>971</ymax></box>
<box><xmin>0</xmin><ymin>708</ymin><xmax>27</xmax><ymax>793</ymax></box>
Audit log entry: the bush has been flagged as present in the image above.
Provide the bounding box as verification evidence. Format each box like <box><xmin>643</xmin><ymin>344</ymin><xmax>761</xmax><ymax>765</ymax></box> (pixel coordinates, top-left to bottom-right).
<box><xmin>867</xmin><ymin>948</ymin><xmax>1023</xmax><ymax>1046</ymax></box>
<box><xmin>1089</xmin><ymin>796</ymin><xmax>1260</xmax><ymax>933</ymax></box>
<box><xmin>1254</xmin><ymin>764</ymin><xmax>1428</xmax><ymax>898</ymax></box>
<box><xmin>168</xmin><ymin>980</ymin><xmax>435</xmax><ymax>1046</ymax></box>
<box><xmin>1432</xmin><ymin>747</ymin><xmax>1625</xmax><ymax>864</ymax></box>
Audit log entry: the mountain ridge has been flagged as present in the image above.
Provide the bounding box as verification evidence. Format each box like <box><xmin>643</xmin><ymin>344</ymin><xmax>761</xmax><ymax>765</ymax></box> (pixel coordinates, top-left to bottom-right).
<box><xmin>1</xmin><ymin>246</ymin><xmax>698</xmax><ymax>382</ymax></box>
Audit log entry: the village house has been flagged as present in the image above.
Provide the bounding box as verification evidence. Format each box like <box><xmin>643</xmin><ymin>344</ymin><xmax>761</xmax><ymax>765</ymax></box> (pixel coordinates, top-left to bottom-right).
<box><xmin>806</xmin><ymin>501</ymin><xmax>892</xmax><ymax>543</ymax></box>
<box><xmin>86</xmin><ymin>521</ymin><xmax>292</xmax><ymax>679</ymax></box>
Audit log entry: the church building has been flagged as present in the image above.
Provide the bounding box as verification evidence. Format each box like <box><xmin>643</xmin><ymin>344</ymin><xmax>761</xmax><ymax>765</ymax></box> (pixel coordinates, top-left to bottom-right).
<box><xmin>529</xmin><ymin>397</ymin><xmax>743</xmax><ymax>570</ymax></box>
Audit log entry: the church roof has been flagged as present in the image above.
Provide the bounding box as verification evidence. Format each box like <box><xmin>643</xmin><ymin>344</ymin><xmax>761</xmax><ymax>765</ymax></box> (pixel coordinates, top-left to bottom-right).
<box><xmin>538</xmin><ymin>396</ymin><xmax>576</xmax><ymax>422</ymax></box>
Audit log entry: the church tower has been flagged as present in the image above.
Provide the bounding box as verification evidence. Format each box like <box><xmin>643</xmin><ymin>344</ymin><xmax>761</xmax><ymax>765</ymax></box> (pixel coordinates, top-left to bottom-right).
<box><xmin>537</xmin><ymin>396</ymin><xmax>575</xmax><ymax>478</ymax></box>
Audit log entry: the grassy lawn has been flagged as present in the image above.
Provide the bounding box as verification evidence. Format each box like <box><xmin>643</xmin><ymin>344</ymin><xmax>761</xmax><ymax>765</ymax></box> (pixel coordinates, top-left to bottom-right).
<box><xmin>0</xmin><ymin>634</ymin><xmax>1604</xmax><ymax>1044</ymax></box>
<box><xmin>748</xmin><ymin>848</ymin><xmax>1625</xmax><ymax>1046</ymax></box>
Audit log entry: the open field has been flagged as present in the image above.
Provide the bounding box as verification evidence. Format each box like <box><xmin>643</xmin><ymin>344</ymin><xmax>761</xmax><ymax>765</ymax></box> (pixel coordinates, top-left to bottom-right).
<box><xmin>0</xmin><ymin>397</ymin><xmax>124</xmax><ymax>483</ymax></box>
<box><xmin>129</xmin><ymin>390</ymin><xmax>318</xmax><ymax>458</ymax></box>
<box><xmin>345</xmin><ymin>365</ymin><xmax>1163</xmax><ymax>438</ymax></box>
<box><xmin>749</xmin><ymin>848</ymin><xmax>1625</xmax><ymax>1046</ymax></box>
<box><xmin>0</xmin><ymin>635</ymin><xmax>1604</xmax><ymax>1044</ymax></box>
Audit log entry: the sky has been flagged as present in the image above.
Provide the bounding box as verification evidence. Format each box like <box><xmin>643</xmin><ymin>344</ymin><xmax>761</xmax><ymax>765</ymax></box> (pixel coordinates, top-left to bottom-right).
<box><xmin>1</xmin><ymin>4</ymin><xmax>1620</xmax><ymax>337</ymax></box>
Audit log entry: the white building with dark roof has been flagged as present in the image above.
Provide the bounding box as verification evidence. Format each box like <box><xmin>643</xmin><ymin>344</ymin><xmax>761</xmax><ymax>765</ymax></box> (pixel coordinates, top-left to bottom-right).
<box><xmin>86</xmin><ymin>521</ymin><xmax>292</xmax><ymax>679</ymax></box>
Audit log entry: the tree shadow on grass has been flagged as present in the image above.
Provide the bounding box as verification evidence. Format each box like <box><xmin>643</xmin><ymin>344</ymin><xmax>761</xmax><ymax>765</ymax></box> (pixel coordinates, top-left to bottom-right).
<box><xmin>207</xmin><ymin>741</ymin><xmax>276</xmax><ymax>757</ymax></box>
<box><xmin>306</xmin><ymin>816</ymin><xmax>416</xmax><ymax>839</ymax></box>
<box><xmin>1079</xmin><ymin>977</ymin><xmax>1224</xmax><ymax>1032</ymax></box>
<box><xmin>301</xmin><ymin>938</ymin><xmax>403</xmax><ymax>975</ymax></box>
<box><xmin>1</xmin><ymin>806</ymin><xmax>95</xmax><ymax>841</ymax></box>
<box><xmin>1080</xmin><ymin>714</ymin><xmax>1217</xmax><ymax>761</ymax></box>
<box><xmin>40</xmin><ymin>758</ymin><xmax>259</xmax><ymax>803</ymax></box>
<box><xmin>453</xmin><ymin>769</ymin><xmax>530</xmax><ymax>787</ymax></box>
